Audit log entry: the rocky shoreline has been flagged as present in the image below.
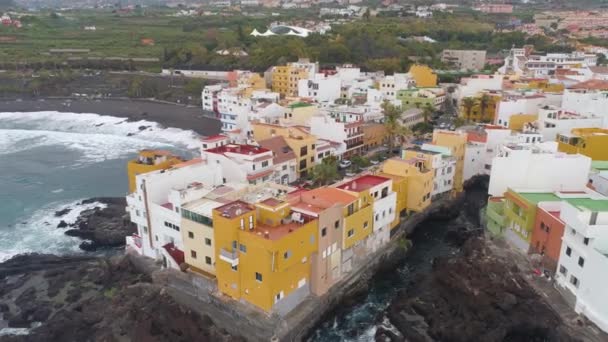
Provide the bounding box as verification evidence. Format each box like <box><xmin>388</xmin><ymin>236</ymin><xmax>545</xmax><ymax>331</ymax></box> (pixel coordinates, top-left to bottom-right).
<box><xmin>0</xmin><ymin>254</ymin><xmax>241</xmax><ymax>342</ymax></box>
<box><xmin>54</xmin><ymin>197</ymin><xmax>136</xmax><ymax>252</ymax></box>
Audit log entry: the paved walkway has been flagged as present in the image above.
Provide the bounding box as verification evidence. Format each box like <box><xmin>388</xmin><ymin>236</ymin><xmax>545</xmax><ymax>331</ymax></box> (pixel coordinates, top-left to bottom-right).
<box><xmin>487</xmin><ymin>237</ymin><xmax>608</xmax><ymax>342</ymax></box>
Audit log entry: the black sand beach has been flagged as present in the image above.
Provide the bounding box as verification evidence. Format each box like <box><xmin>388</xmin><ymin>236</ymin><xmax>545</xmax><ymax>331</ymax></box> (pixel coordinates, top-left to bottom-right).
<box><xmin>0</xmin><ymin>98</ymin><xmax>222</xmax><ymax>136</ymax></box>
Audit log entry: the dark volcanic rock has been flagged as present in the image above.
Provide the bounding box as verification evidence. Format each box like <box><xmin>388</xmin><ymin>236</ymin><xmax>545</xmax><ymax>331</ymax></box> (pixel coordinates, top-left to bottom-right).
<box><xmin>54</xmin><ymin>208</ymin><xmax>71</xmax><ymax>217</ymax></box>
<box><xmin>64</xmin><ymin>197</ymin><xmax>136</xmax><ymax>251</ymax></box>
<box><xmin>385</xmin><ymin>238</ymin><xmax>578</xmax><ymax>342</ymax></box>
<box><xmin>0</xmin><ymin>254</ymin><xmax>243</xmax><ymax>342</ymax></box>
<box><xmin>56</xmin><ymin>220</ymin><xmax>68</xmax><ymax>228</ymax></box>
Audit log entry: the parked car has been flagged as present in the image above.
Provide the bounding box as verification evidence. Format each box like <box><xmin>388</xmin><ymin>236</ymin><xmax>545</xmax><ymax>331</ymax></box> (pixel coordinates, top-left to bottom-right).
<box><xmin>370</xmin><ymin>160</ymin><xmax>380</xmax><ymax>165</ymax></box>
<box><xmin>339</xmin><ymin>160</ymin><xmax>352</xmax><ymax>169</ymax></box>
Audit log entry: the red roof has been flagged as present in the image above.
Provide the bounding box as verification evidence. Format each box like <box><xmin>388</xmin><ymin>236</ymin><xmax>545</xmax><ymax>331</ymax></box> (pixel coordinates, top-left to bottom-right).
<box><xmin>161</xmin><ymin>202</ymin><xmax>174</xmax><ymax>210</ymax></box>
<box><xmin>569</xmin><ymin>79</ymin><xmax>608</xmax><ymax>91</ymax></box>
<box><xmin>205</xmin><ymin>144</ymin><xmax>270</xmax><ymax>156</ymax></box>
<box><xmin>163</xmin><ymin>243</ymin><xmax>184</xmax><ymax>265</ymax></box>
<box><xmin>336</xmin><ymin>175</ymin><xmax>391</xmax><ymax>192</ymax></box>
<box><xmin>247</xmin><ymin>169</ymin><xmax>274</xmax><ymax>181</ymax></box>
<box><xmin>214</xmin><ymin>200</ymin><xmax>254</xmax><ymax>219</ymax></box>
<box><xmin>201</xmin><ymin>134</ymin><xmax>228</xmax><ymax>142</ymax></box>
<box><xmin>467</xmin><ymin>132</ymin><xmax>487</xmax><ymax>143</ymax></box>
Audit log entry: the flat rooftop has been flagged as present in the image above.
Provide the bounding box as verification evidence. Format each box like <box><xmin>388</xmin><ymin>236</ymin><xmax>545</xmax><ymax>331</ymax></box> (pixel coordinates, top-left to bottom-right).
<box><xmin>184</xmin><ymin>198</ymin><xmax>224</xmax><ymax>216</ymax></box>
<box><xmin>336</xmin><ymin>174</ymin><xmax>390</xmax><ymax>192</ymax></box>
<box><xmin>204</xmin><ymin>144</ymin><xmax>270</xmax><ymax>156</ymax></box>
<box><xmin>214</xmin><ymin>200</ymin><xmax>255</xmax><ymax>219</ymax></box>
<box><xmin>249</xmin><ymin>211</ymin><xmax>316</xmax><ymax>241</ymax></box>
<box><xmin>516</xmin><ymin>191</ymin><xmax>608</xmax><ymax>212</ymax></box>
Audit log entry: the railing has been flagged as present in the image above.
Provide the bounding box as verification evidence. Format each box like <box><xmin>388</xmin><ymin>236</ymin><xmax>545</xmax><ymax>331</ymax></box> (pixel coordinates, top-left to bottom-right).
<box><xmin>219</xmin><ymin>248</ymin><xmax>239</xmax><ymax>266</ymax></box>
<box><xmin>346</xmin><ymin>141</ymin><xmax>364</xmax><ymax>150</ymax></box>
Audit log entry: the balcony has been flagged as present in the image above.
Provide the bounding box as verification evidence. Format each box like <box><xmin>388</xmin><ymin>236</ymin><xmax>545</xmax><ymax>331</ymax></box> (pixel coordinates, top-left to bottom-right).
<box><xmin>219</xmin><ymin>248</ymin><xmax>239</xmax><ymax>266</ymax></box>
<box><xmin>346</xmin><ymin>140</ymin><xmax>364</xmax><ymax>150</ymax></box>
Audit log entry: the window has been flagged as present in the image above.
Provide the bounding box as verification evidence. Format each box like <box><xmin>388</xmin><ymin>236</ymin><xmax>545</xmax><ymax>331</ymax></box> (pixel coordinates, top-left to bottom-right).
<box><xmin>232</xmin><ymin>240</ymin><xmax>237</xmax><ymax>250</ymax></box>
<box><xmin>335</xmin><ymin>220</ymin><xmax>340</xmax><ymax>229</ymax></box>
<box><xmin>347</xmin><ymin>229</ymin><xmax>354</xmax><ymax>238</ymax></box>
<box><xmin>231</xmin><ymin>264</ymin><xmax>238</xmax><ymax>271</ymax></box>
<box><xmin>188</xmin><ymin>231</ymin><xmax>194</xmax><ymax>239</ymax></box>
<box><xmin>255</xmin><ymin>272</ymin><xmax>263</xmax><ymax>282</ymax></box>
<box><xmin>590</xmin><ymin>212</ymin><xmax>598</xmax><ymax>225</ymax></box>
<box><xmin>578</xmin><ymin>257</ymin><xmax>585</xmax><ymax>267</ymax></box>
<box><xmin>300</xmin><ymin>146</ymin><xmax>308</xmax><ymax>156</ymax></box>
<box><xmin>191</xmin><ymin>250</ymin><xmax>197</xmax><ymax>259</ymax></box>
<box><xmin>262</xmin><ymin>161</ymin><xmax>269</xmax><ymax>168</ymax></box>
<box><xmin>540</xmin><ymin>222</ymin><xmax>545</xmax><ymax>231</ymax></box>
<box><xmin>299</xmin><ymin>159</ymin><xmax>307</xmax><ymax>170</ymax></box>
<box><xmin>559</xmin><ymin>265</ymin><xmax>567</xmax><ymax>275</ymax></box>
<box><xmin>239</xmin><ymin>244</ymin><xmax>247</xmax><ymax>253</ymax></box>
<box><xmin>566</xmin><ymin>246</ymin><xmax>572</xmax><ymax>256</ymax></box>
<box><xmin>321</xmin><ymin>227</ymin><xmax>327</xmax><ymax>237</ymax></box>
<box><xmin>205</xmin><ymin>238</ymin><xmax>212</xmax><ymax>246</ymax></box>
<box><xmin>347</xmin><ymin>204</ymin><xmax>355</xmax><ymax>216</ymax></box>
<box><xmin>364</xmin><ymin>221</ymin><xmax>368</xmax><ymax>229</ymax></box>
<box><xmin>375</xmin><ymin>214</ymin><xmax>379</xmax><ymax>221</ymax></box>
<box><xmin>583</xmin><ymin>237</ymin><xmax>589</xmax><ymax>245</ymax></box>
<box><xmin>205</xmin><ymin>256</ymin><xmax>212</xmax><ymax>265</ymax></box>
<box><xmin>570</xmin><ymin>275</ymin><xmax>579</xmax><ymax>288</ymax></box>
<box><xmin>284</xmin><ymin>250</ymin><xmax>292</xmax><ymax>259</ymax></box>
<box><xmin>282</xmin><ymin>165</ymin><xmax>287</xmax><ymax>171</ymax></box>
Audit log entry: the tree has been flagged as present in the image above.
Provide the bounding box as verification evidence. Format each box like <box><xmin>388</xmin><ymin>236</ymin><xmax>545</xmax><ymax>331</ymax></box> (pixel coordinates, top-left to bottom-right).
<box><xmin>478</xmin><ymin>94</ymin><xmax>491</xmax><ymax>122</ymax></box>
<box><xmin>422</xmin><ymin>103</ymin><xmax>434</xmax><ymax>123</ymax></box>
<box><xmin>363</xmin><ymin>8</ymin><xmax>371</xmax><ymax>21</ymax></box>
<box><xmin>461</xmin><ymin>97</ymin><xmax>476</xmax><ymax>122</ymax></box>
<box><xmin>597</xmin><ymin>53</ymin><xmax>607</xmax><ymax>66</ymax></box>
<box><xmin>382</xmin><ymin>101</ymin><xmax>411</xmax><ymax>152</ymax></box>
<box><xmin>351</xmin><ymin>155</ymin><xmax>370</xmax><ymax>171</ymax></box>
<box><xmin>311</xmin><ymin>158</ymin><xmax>339</xmax><ymax>186</ymax></box>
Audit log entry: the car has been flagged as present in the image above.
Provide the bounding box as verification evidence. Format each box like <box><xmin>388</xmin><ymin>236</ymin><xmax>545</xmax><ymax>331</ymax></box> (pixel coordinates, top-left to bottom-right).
<box><xmin>370</xmin><ymin>160</ymin><xmax>380</xmax><ymax>165</ymax></box>
<box><xmin>339</xmin><ymin>160</ymin><xmax>352</xmax><ymax>169</ymax></box>
<box><xmin>345</xmin><ymin>170</ymin><xmax>356</xmax><ymax>177</ymax></box>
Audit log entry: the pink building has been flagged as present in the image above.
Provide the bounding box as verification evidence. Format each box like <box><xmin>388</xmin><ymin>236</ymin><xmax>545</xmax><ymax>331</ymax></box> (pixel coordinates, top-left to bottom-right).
<box><xmin>477</xmin><ymin>4</ymin><xmax>513</xmax><ymax>14</ymax></box>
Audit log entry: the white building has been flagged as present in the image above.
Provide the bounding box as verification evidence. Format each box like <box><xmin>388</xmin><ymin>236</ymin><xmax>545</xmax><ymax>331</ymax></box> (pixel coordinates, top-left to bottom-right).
<box><xmin>499</xmin><ymin>48</ymin><xmax>598</xmax><ymax>78</ymax></box>
<box><xmin>399</xmin><ymin>108</ymin><xmax>424</xmax><ymax>129</ymax></box>
<box><xmin>310</xmin><ymin>115</ymin><xmax>364</xmax><ymax>158</ymax></box>
<box><xmin>555</xmin><ymin>198</ymin><xmax>608</xmax><ymax>333</ymax></box>
<box><xmin>258</xmin><ymin>136</ymin><xmax>298</xmax><ymax>185</ymax></box>
<box><xmin>379</xmin><ymin>73</ymin><xmax>413</xmax><ymax>101</ymax></box>
<box><xmin>298</xmin><ymin>74</ymin><xmax>341</xmax><ymax>103</ymax></box>
<box><xmin>536</xmin><ymin>106</ymin><xmax>603</xmax><ymax>141</ymax></box>
<box><xmin>202</xmin><ymin>84</ymin><xmax>224</xmax><ymax>114</ymax></box>
<box><xmin>417</xmin><ymin>144</ymin><xmax>456</xmax><ymax>196</ymax></box>
<box><xmin>201</xmin><ymin>143</ymin><xmax>275</xmax><ymax>185</ymax></box>
<box><xmin>125</xmin><ymin>160</ymin><xmax>224</xmax><ymax>266</ymax></box>
<box><xmin>494</xmin><ymin>93</ymin><xmax>555</xmax><ymax>128</ymax></box>
<box><xmin>590</xmin><ymin>163</ymin><xmax>608</xmax><ymax>197</ymax></box>
<box><xmin>456</xmin><ymin>74</ymin><xmax>503</xmax><ymax>103</ymax></box>
<box><xmin>562</xmin><ymin>81</ymin><xmax>608</xmax><ymax>125</ymax></box>
<box><xmin>488</xmin><ymin>142</ymin><xmax>592</xmax><ymax>197</ymax></box>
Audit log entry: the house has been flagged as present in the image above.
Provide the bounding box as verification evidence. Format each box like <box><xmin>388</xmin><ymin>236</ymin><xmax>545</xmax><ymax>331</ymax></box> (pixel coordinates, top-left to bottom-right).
<box><xmin>441</xmin><ymin>49</ymin><xmax>487</xmax><ymax>71</ymax></box>
<box><xmin>126</xmin><ymin>150</ymin><xmax>183</xmax><ymax>193</ymax></box>
<box><xmin>431</xmin><ymin>130</ymin><xmax>468</xmax><ymax>193</ymax></box>
<box><xmin>258</xmin><ymin>136</ymin><xmax>298</xmax><ymax>185</ymax></box>
<box><xmin>201</xmin><ymin>144</ymin><xmax>275</xmax><ymax>185</ymax></box>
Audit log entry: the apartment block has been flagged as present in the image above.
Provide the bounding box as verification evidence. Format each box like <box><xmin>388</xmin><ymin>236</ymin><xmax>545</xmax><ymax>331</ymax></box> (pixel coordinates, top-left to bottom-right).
<box><xmin>432</xmin><ymin>130</ymin><xmax>467</xmax><ymax>193</ymax></box>
<box><xmin>441</xmin><ymin>49</ymin><xmax>487</xmax><ymax>71</ymax></box>
<box><xmin>404</xmin><ymin>145</ymin><xmax>456</xmax><ymax>197</ymax></box>
<box><xmin>201</xmin><ymin>144</ymin><xmax>275</xmax><ymax>185</ymax></box>
<box><xmin>557</xmin><ymin>128</ymin><xmax>608</xmax><ymax>161</ymax></box>
<box><xmin>127</xmin><ymin>150</ymin><xmax>183</xmax><ymax>193</ymax></box>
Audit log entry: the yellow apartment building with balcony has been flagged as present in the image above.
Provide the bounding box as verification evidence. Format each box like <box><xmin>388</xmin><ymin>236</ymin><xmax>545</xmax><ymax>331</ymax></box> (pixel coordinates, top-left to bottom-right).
<box><xmin>333</xmin><ymin>179</ymin><xmax>375</xmax><ymax>251</ymax></box>
<box><xmin>212</xmin><ymin>199</ymin><xmax>318</xmax><ymax>313</ymax></box>
<box><xmin>557</xmin><ymin>128</ymin><xmax>608</xmax><ymax>161</ymax></box>
<box><xmin>408</xmin><ymin>64</ymin><xmax>438</xmax><ymax>88</ymax></box>
<box><xmin>252</xmin><ymin>122</ymin><xmax>317</xmax><ymax>177</ymax></box>
<box><xmin>127</xmin><ymin>150</ymin><xmax>183</xmax><ymax>193</ymax></box>
<box><xmin>379</xmin><ymin>158</ymin><xmax>433</xmax><ymax>229</ymax></box>
<box><xmin>432</xmin><ymin>130</ymin><xmax>467</xmax><ymax>192</ymax></box>
<box><xmin>272</xmin><ymin>66</ymin><xmax>310</xmax><ymax>98</ymax></box>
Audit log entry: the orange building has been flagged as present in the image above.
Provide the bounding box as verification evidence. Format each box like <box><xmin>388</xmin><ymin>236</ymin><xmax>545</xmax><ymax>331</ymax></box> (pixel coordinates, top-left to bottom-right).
<box><xmin>530</xmin><ymin>203</ymin><xmax>565</xmax><ymax>274</ymax></box>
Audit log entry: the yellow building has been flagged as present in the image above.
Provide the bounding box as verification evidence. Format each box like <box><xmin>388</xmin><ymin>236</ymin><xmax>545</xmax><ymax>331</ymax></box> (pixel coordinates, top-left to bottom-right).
<box><xmin>272</xmin><ymin>66</ymin><xmax>309</xmax><ymax>98</ymax></box>
<box><xmin>252</xmin><ymin>122</ymin><xmax>317</xmax><ymax>177</ymax></box>
<box><xmin>513</xmin><ymin>79</ymin><xmax>564</xmax><ymax>93</ymax></box>
<box><xmin>334</xmin><ymin>176</ymin><xmax>384</xmax><ymax>250</ymax></box>
<box><xmin>379</xmin><ymin>157</ymin><xmax>433</xmax><ymax>228</ymax></box>
<box><xmin>432</xmin><ymin>130</ymin><xmax>467</xmax><ymax>192</ymax></box>
<box><xmin>408</xmin><ymin>64</ymin><xmax>438</xmax><ymax>88</ymax></box>
<box><xmin>557</xmin><ymin>128</ymin><xmax>608</xmax><ymax>160</ymax></box>
<box><xmin>212</xmin><ymin>199</ymin><xmax>318</xmax><ymax>313</ymax></box>
<box><xmin>181</xmin><ymin>198</ymin><xmax>223</xmax><ymax>276</ymax></box>
<box><xmin>127</xmin><ymin>150</ymin><xmax>182</xmax><ymax>193</ymax></box>
<box><xmin>283</xmin><ymin>102</ymin><xmax>319</xmax><ymax>126</ymax></box>
<box><xmin>508</xmin><ymin>114</ymin><xmax>538</xmax><ymax>131</ymax></box>
<box><xmin>362</xmin><ymin>123</ymin><xmax>387</xmax><ymax>151</ymax></box>
<box><xmin>460</xmin><ymin>93</ymin><xmax>501</xmax><ymax>123</ymax></box>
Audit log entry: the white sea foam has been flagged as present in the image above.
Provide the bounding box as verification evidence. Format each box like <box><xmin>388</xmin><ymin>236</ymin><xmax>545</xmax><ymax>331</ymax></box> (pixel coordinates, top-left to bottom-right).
<box><xmin>0</xmin><ymin>110</ymin><xmax>201</xmax><ymax>150</ymax></box>
<box><xmin>0</xmin><ymin>199</ymin><xmax>107</xmax><ymax>262</ymax></box>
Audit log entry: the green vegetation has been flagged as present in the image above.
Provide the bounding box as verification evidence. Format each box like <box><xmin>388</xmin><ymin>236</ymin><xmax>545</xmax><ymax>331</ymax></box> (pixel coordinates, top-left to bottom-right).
<box><xmin>0</xmin><ymin>8</ymin><xmax>580</xmax><ymax>74</ymax></box>
<box><xmin>311</xmin><ymin>157</ymin><xmax>339</xmax><ymax>186</ymax></box>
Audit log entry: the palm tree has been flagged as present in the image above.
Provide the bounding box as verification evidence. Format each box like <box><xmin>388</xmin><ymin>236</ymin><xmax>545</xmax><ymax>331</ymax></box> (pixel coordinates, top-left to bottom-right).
<box><xmin>311</xmin><ymin>158</ymin><xmax>339</xmax><ymax>186</ymax></box>
<box><xmin>461</xmin><ymin>97</ymin><xmax>476</xmax><ymax>122</ymax></box>
<box><xmin>382</xmin><ymin>101</ymin><xmax>412</xmax><ymax>154</ymax></box>
<box><xmin>478</xmin><ymin>94</ymin><xmax>491</xmax><ymax>122</ymax></box>
<box><xmin>422</xmin><ymin>103</ymin><xmax>434</xmax><ymax>123</ymax></box>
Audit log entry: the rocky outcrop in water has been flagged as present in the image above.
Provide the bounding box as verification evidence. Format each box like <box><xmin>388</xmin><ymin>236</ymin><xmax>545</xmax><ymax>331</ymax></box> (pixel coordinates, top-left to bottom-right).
<box><xmin>0</xmin><ymin>254</ymin><xmax>242</xmax><ymax>342</ymax></box>
<box><xmin>382</xmin><ymin>237</ymin><xmax>578</xmax><ymax>342</ymax></box>
<box><xmin>56</xmin><ymin>197</ymin><xmax>136</xmax><ymax>251</ymax></box>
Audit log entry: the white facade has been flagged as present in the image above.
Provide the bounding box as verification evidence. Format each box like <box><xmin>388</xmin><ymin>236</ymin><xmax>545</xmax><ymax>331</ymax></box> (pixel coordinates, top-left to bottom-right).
<box><xmin>488</xmin><ymin>142</ymin><xmax>592</xmax><ymax>197</ymax></box>
<box><xmin>379</xmin><ymin>73</ymin><xmax>413</xmax><ymax>101</ymax></box>
<box><xmin>562</xmin><ymin>89</ymin><xmax>608</xmax><ymax>125</ymax></box>
<box><xmin>537</xmin><ymin>106</ymin><xmax>603</xmax><ymax>141</ymax></box>
<box><xmin>201</xmin><ymin>84</ymin><xmax>224</xmax><ymax>112</ymax></box>
<box><xmin>456</xmin><ymin>74</ymin><xmax>503</xmax><ymax>102</ymax></box>
<box><xmin>125</xmin><ymin>161</ymin><xmax>224</xmax><ymax>266</ymax></box>
<box><xmin>555</xmin><ymin>199</ymin><xmax>608</xmax><ymax>333</ymax></box>
<box><xmin>201</xmin><ymin>144</ymin><xmax>275</xmax><ymax>185</ymax></box>
<box><xmin>464</xmin><ymin>142</ymin><xmax>485</xmax><ymax>181</ymax></box>
<box><xmin>418</xmin><ymin>144</ymin><xmax>456</xmax><ymax>195</ymax></box>
<box><xmin>368</xmin><ymin>179</ymin><xmax>396</xmax><ymax>253</ymax></box>
<box><xmin>298</xmin><ymin>74</ymin><xmax>341</xmax><ymax>103</ymax></box>
<box><xmin>494</xmin><ymin>94</ymin><xmax>548</xmax><ymax>127</ymax></box>
<box><xmin>590</xmin><ymin>170</ymin><xmax>608</xmax><ymax>197</ymax></box>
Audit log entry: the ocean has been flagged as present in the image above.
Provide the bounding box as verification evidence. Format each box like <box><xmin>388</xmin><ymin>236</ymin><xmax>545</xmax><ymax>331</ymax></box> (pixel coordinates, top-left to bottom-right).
<box><xmin>0</xmin><ymin>111</ymin><xmax>198</xmax><ymax>261</ymax></box>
